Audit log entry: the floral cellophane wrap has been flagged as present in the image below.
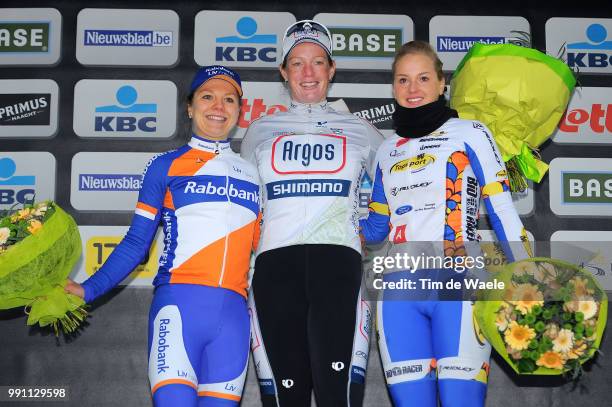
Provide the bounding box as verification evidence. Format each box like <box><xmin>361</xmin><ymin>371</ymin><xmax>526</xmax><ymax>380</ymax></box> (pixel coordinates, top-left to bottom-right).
<box><xmin>474</xmin><ymin>257</ymin><xmax>607</xmax><ymax>375</ymax></box>
<box><xmin>0</xmin><ymin>203</ymin><xmax>85</xmax><ymax>333</ymax></box>
<box><xmin>450</xmin><ymin>43</ymin><xmax>576</xmax><ymax>188</ymax></box>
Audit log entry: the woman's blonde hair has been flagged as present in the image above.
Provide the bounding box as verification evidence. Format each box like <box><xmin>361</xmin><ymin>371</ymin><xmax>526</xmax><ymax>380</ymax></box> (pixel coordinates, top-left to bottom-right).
<box><xmin>392</xmin><ymin>40</ymin><xmax>444</xmax><ymax>80</ymax></box>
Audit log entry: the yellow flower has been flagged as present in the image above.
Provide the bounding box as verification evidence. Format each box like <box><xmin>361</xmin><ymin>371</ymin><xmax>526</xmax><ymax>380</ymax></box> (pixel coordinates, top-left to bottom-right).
<box><xmin>571</xmin><ymin>277</ymin><xmax>593</xmax><ymax>297</ymax></box>
<box><xmin>553</xmin><ymin>329</ymin><xmax>574</xmax><ymax>353</ymax></box>
<box><xmin>0</xmin><ymin>227</ymin><xmax>10</xmax><ymax>245</ymax></box>
<box><xmin>27</xmin><ymin>219</ymin><xmax>43</xmax><ymax>234</ymax></box>
<box><xmin>495</xmin><ymin>311</ymin><xmax>509</xmax><ymax>331</ymax></box>
<box><xmin>17</xmin><ymin>208</ymin><xmax>33</xmax><ymax>220</ymax></box>
<box><xmin>33</xmin><ymin>205</ymin><xmax>48</xmax><ymax>217</ymax></box>
<box><xmin>566</xmin><ymin>341</ymin><xmax>588</xmax><ymax>360</ymax></box>
<box><xmin>577</xmin><ymin>298</ymin><xmax>598</xmax><ymax>320</ymax></box>
<box><xmin>536</xmin><ymin>351</ymin><xmax>565</xmax><ymax>369</ymax></box>
<box><xmin>504</xmin><ymin>321</ymin><xmax>536</xmax><ymax>351</ymax></box>
<box><xmin>509</xmin><ymin>283</ymin><xmax>544</xmax><ymax>314</ymax></box>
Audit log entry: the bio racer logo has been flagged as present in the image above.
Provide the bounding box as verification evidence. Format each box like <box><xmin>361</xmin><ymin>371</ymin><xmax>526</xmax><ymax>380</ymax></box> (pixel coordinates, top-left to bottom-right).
<box><xmin>271</xmin><ymin>134</ymin><xmax>346</xmax><ymax>174</ymax></box>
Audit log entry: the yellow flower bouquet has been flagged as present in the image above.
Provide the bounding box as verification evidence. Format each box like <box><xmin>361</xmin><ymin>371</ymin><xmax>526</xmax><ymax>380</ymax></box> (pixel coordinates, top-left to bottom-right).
<box><xmin>474</xmin><ymin>258</ymin><xmax>607</xmax><ymax>375</ymax></box>
<box><xmin>0</xmin><ymin>201</ymin><xmax>85</xmax><ymax>334</ymax></box>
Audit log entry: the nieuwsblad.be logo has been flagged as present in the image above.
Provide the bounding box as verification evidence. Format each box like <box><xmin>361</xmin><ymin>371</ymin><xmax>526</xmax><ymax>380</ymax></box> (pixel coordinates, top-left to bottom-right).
<box><xmin>195</xmin><ymin>11</ymin><xmax>294</xmax><ymax>68</ymax></box>
<box><xmin>76</xmin><ymin>9</ymin><xmax>179</xmax><ymax>66</ymax></box>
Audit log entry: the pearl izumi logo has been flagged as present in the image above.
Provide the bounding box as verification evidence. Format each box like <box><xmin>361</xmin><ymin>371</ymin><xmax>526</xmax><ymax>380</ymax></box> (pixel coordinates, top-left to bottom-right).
<box><xmin>331</xmin><ymin>362</ymin><xmax>345</xmax><ymax>371</ymax></box>
<box><xmin>0</xmin><ymin>8</ymin><xmax>62</xmax><ymax>65</ymax></box>
<box><xmin>281</xmin><ymin>379</ymin><xmax>294</xmax><ymax>388</ymax></box>
<box><xmin>314</xmin><ymin>13</ymin><xmax>414</xmax><ymax>70</ymax></box>
<box><xmin>0</xmin><ymin>94</ymin><xmax>50</xmax><ymax>125</ymax></box>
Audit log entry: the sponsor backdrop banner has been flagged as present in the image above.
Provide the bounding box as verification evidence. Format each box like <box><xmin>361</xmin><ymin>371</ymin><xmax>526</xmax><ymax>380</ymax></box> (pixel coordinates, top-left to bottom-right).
<box><xmin>0</xmin><ymin>8</ymin><xmax>62</xmax><ymax>65</ymax></box>
<box><xmin>314</xmin><ymin>13</ymin><xmax>414</xmax><ymax>70</ymax></box>
<box><xmin>76</xmin><ymin>8</ymin><xmax>179</xmax><ymax>66</ymax></box>
<box><xmin>1</xmin><ymin>2</ymin><xmax>611</xmax><ymax>407</ymax></box>
<box><xmin>546</xmin><ymin>18</ymin><xmax>612</xmax><ymax>75</ymax></box>
<box><xmin>0</xmin><ymin>79</ymin><xmax>58</xmax><ymax>138</ymax></box>
<box><xmin>429</xmin><ymin>15</ymin><xmax>531</xmax><ymax>71</ymax></box>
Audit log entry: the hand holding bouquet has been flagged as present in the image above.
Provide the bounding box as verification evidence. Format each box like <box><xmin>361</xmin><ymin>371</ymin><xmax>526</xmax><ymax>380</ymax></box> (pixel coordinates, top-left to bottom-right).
<box><xmin>0</xmin><ymin>201</ymin><xmax>86</xmax><ymax>335</ymax></box>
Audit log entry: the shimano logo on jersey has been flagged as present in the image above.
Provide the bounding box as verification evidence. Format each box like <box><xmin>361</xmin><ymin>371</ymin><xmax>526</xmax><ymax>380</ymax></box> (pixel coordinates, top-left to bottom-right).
<box><xmin>184</xmin><ymin>181</ymin><xmax>258</xmax><ymax>203</ymax></box>
<box><xmin>272</xmin><ymin>134</ymin><xmax>346</xmax><ymax>174</ymax></box>
<box><xmin>157</xmin><ymin>318</ymin><xmax>171</xmax><ymax>374</ymax></box>
<box><xmin>389</xmin><ymin>154</ymin><xmax>435</xmax><ymax>174</ymax></box>
<box><xmin>266</xmin><ymin>179</ymin><xmax>351</xmax><ymax>199</ymax></box>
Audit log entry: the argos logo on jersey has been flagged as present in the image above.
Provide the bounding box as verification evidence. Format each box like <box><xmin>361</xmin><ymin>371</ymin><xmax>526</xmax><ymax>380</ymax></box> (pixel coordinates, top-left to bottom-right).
<box><xmin>389</xmin><ymin>154</ymin><xmax>435</xmax><ymax>174</ymax></box>
<box><xmin>271</xmin><ymin>134</ymin><xmax>346</xmax><ymax>174</ymax></box>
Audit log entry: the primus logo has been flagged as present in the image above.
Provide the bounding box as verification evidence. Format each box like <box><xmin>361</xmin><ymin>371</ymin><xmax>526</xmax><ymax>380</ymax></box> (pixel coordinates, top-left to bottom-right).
<box><xmin>0</xmin><ymin>23</ymin><xmax>49</xmax><ymax>52</ymax></box>
<box><xmin>0</xmin><ymin>94</ymin><xmax>50</xmax><ymax>125</ymax></box>
<box><xmin>389</xmin><ymin>154</ymin><xmax>435</xmax><ymax>174</ymax></box>
<box><xmin>563</xmin><ymin>172</ymin><xmax>612</xmax><ymax>204</ymax></box>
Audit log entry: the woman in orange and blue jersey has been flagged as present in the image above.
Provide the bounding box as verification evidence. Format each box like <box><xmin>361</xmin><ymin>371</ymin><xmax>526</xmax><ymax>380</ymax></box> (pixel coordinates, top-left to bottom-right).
<box><xmin>65</xmin><ymin>66</ymin><xmax>261</xmax><ymax>407</ymax></box>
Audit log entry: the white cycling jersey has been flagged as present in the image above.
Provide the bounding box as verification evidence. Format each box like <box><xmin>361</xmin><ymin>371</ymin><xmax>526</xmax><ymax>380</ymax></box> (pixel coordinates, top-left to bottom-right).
<box><xmin>240</xmin><ymin>100</ymin><xmax>384</xmax><ymax>255</ymax></box>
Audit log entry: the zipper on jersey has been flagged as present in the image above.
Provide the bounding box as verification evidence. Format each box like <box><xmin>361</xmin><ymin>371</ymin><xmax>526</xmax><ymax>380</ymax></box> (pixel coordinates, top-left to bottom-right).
<box><xmin>214</xmin><ymin>141</ymin><xmax>220</xmax><ymax>155</ymax></box>
<box><xmin>218</xmin><ymin>156</ymin><xmax>231</xmax><ymax>287</ymax></box>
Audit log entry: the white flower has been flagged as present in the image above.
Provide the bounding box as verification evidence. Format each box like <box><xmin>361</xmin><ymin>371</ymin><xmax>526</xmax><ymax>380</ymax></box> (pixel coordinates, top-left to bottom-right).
<box><xmin>553</xmin><ymin>329</ymin><xmax>574</xmax><ymax>354</ymax></box>
<box><xmin>0</xmin><ymin>227</ymin><xmax>10</xmax><ymax>245</ymax></box>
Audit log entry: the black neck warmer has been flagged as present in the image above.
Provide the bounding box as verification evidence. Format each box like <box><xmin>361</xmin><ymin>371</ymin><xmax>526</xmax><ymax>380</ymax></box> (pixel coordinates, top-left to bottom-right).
<box><xmin>392</xmin><ymin>94</ymin><xmax>458</xmax><ymax>139</ymax></box>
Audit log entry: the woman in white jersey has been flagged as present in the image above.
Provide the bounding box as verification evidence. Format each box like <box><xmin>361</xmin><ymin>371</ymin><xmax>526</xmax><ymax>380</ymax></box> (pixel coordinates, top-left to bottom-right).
<box><xmin>360</xmin><ymin>41</ymin><xmax>531</xmax><ymax>407</ymax></box>
<box><xmin>240</xmin><ymin>20</ymin><xmax>384</xmax><ymax>407</ymax></box>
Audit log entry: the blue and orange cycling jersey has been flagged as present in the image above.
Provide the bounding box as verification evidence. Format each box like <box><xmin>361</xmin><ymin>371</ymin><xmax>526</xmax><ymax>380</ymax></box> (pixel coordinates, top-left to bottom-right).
<box><xmin>82</xmin><ymin>135</ymin><xmax>262</xmax><ymax>303</ymax></box>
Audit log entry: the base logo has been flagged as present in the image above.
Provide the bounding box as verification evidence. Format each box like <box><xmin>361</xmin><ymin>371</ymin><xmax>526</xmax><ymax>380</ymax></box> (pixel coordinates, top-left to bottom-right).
<box><xmin>314</xmin><ymin>13</ymin><xmax>413</xmax><ymax>70</ymax></box>
<box><xmin>0</xmin><ymin>8</ymin><xmax>62</xmax><ymax>65</ymax></box>
<box><xmin>550</xmin><ymin>157</ymin><xmax>612</xmax><ymax>216</ymax></box>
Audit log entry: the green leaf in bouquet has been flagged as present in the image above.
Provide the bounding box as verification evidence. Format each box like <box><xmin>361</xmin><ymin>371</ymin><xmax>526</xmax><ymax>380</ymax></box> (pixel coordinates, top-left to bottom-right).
<box><xmin>517</xmin><ymin>359</ymin><xmax>537</xmax><ymax>373</ymax></box>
